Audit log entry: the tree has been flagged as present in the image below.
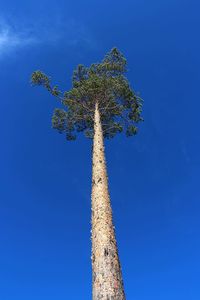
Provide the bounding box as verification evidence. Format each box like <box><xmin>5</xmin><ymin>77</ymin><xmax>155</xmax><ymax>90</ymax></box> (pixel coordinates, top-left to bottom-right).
<box><xmin>31</xmin><ymin>48</ymin><xmax>143</xmax><ymax>300</ymax></box>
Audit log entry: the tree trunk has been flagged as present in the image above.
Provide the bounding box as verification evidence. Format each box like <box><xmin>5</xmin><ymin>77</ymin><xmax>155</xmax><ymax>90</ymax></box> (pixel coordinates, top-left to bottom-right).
<box><xmin>91</xmin><ymin>102</ymin><xmax>126</xmax><ymax>300</ymax></box>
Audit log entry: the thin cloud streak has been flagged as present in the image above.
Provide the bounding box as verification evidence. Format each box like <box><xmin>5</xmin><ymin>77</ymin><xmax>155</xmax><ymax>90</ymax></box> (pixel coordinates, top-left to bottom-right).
<box><xmin>0</xmin><ymin>16</ymin><xmax>95</xmax><ymax>59</ymax></box>
<box><xmin>0</xmin><ymin>22</ymin><xmax>37</xmax><ymax>57</ymax></box>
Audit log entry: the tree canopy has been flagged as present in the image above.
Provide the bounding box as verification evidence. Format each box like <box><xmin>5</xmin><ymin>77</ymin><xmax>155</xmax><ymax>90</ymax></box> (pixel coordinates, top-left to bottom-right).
<box><xmin>31</xmin><ymin>48</ymin><xmax>143</xmax><ymax>140</ymax></box>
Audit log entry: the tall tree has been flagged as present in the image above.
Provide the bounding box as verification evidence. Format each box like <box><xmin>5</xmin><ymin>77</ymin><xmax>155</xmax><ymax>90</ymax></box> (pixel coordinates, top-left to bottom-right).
<box><xmin>31</xmin><ymin>48</ymin><xmax>143</xmax><ymax>299</ymax></box>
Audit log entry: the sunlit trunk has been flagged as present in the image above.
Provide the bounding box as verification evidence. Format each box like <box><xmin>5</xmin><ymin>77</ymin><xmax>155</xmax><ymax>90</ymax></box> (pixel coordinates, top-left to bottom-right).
<box><xmin>91</xmin><ymin>102</ymin><xmax>126</xmax><ymax>300</ymax></box>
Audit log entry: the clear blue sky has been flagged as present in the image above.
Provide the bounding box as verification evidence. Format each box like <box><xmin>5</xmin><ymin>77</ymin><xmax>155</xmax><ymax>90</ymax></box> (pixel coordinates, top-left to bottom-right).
<box><xmin>0</xmin><ymin>0</ymin><xmax>200</xmax><ymax>299</ymax></box>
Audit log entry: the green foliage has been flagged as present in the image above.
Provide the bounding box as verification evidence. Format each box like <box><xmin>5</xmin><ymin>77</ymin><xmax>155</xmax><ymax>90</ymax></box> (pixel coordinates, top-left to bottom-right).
<box><xmin>31</xmin><ymin>71</ymin><xmax>61</xmax><ymax>96</ymax></box>
<box><xmin>31</xmin><ymin>48</ymin><xmax>143</xmax><ymax>140</ymax></box>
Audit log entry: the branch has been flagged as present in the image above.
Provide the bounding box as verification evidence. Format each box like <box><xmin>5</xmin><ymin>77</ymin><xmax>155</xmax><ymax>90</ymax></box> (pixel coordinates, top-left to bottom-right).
<box><xmin>101</xmin><ymin>123</ymin><xmax>122</xmax><ymax>134</ymax></box>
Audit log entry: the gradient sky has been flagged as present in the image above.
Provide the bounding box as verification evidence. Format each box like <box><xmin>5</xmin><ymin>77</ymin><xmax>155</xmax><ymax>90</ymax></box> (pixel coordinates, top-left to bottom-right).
<box><xmin>0</xmin><ymin>0</ymin><xmax>200</xmax><ymax>299</ymax></box>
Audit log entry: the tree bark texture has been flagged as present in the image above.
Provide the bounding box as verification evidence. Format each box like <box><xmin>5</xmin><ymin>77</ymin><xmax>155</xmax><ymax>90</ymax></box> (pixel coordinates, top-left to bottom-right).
<box><xmin>91</xmin><ymin>102</ymin><xmax>126</xmax><ymax>300</ymax></box>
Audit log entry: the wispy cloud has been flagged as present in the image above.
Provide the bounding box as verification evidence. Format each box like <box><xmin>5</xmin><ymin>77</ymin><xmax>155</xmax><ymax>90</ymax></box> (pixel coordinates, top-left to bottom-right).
<box><xmin>0</xmin><ymin>19</ymin><xmax>37</xmax><ymax>57</ymax></box>
<box><xmin>0</xmin><ymin>16</ymin><xmax>95</xmax><ymax>59</ymax></box>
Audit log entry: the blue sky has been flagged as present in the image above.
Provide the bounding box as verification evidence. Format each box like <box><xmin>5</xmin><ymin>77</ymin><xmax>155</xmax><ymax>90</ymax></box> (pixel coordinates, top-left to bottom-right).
<box><xmin>0</xmin><ymin>0</ymin><xmax>200</xmax><ymax>299</ymax></box>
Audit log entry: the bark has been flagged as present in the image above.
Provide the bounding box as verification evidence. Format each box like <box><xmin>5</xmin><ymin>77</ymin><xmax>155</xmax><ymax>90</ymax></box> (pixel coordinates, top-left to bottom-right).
<box><xmin>91</xmin><ymin>102</ymin><xmax>126</xmax><ymax>300</ymax></box>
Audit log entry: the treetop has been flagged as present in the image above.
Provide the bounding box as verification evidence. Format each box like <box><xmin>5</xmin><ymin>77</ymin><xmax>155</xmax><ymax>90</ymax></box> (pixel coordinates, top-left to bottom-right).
<box><xmin>31</xmin><ymin>47</ymin><xmax>143</xmax><ymax>140</ymax></box>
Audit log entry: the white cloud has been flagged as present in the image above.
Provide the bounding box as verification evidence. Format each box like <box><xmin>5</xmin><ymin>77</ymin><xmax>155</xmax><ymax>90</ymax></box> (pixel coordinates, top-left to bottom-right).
<box><xmin>0</xmin><ymin>16</ymin><xmax>95</xmax><ymax>59</ymax></box>
<box><xmin>0</xmin><ymin>20</ymin><xmax>37</xmax><ymax>57</ymax></box>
